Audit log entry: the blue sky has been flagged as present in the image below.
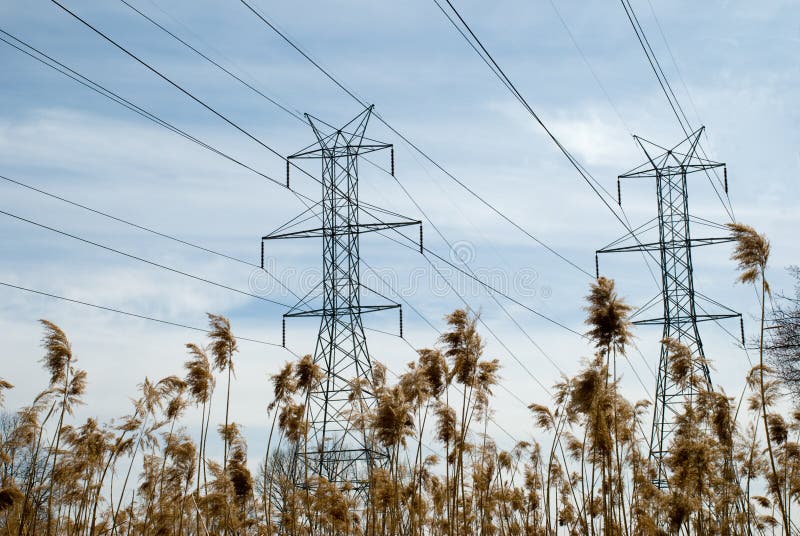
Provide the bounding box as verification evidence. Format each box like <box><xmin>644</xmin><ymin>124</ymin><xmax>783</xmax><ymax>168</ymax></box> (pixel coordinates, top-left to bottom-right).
<box><xmin>1</xmin><ymin>0</ymin><xmax>798</xmax><ymax>456</ymax></box>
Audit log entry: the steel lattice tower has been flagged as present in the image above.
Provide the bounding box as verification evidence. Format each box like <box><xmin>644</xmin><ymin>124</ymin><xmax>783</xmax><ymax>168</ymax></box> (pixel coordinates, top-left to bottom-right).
<box><xmin>263</xmin><ymin>106</ymin><xmax>421</xmax><ymax>493</ymax></box>
<box><xmin>597</xmin><ymin>128</ymin><xmax>741</xmax><ymax>488</ymax></box>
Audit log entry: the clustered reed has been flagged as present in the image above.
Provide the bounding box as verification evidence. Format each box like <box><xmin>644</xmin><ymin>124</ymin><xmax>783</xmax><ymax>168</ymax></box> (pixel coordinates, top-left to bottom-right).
<box><xmin>0</xmin><ymin>222</ymin><xmax>799</xmax><ymax>535</ymax></box>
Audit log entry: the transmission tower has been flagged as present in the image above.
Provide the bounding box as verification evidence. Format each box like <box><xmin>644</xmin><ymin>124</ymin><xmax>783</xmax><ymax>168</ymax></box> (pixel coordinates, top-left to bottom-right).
<box><xmin>596</xmin><ymin>127</ymin><xmax>741</xmax><ymax>488</ymax></box>
<box><xmin>262</xmin><ymin>106</ymin><xmax>421</xmax><ymax>493</ymax></box>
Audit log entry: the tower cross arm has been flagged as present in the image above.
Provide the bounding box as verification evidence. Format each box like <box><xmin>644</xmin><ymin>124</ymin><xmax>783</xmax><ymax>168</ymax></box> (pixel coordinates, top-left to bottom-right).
<box><xmin>596</xmin><ymin>236</ymin><xmax>735</xmax><ymax>254</ymax></box>
<box><xmin>289</xmin><ymin>143</ymin><xmax>392</xmax><ymax>159</ymax></box>
<box><xmin>632</xmin><ymin>312</ymin><xmax>741</xmax><ymax>326</ymax></box>
<box><xmin>263</xmin><ymin>220</ymin><xmax>421</xmax><ymax>241</ymax></box>
<box><xmin>618</xmin><ymin>160</ymin><xmax>724</xmax><ymax>180</ymax></box>
<box><xmin>284</xmin><ymin>304</ymin><xmax>400</xmax><ymax>318</ymax></box>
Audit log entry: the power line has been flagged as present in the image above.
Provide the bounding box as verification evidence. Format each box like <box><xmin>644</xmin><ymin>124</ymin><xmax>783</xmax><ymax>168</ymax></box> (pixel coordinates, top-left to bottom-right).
<box><xmin>248</xmin><ymin>0</ymin><xmax>658</xmax><ymax>406</ymax></box>
<box><xmin>359</xmin><ymin>174</ymin><xmax>583</xmax><ymax>338</ymax></box>
<box><xmin>642</xmin><ymin>0</ymin><xmax>704</xmax><ymax>130</ymax></box>
<box><xmin>428</xmin><ymin>1</ymin><xmax>710</xmax><ymax>399</ymax></box>
<box><xmin>0</xmin><ymin>208</ymin><xmax>509</xmax><ymax>454</ymax></box>
<box><xmin>363</xmin><ymin>257</ymin><xmax>551</xmax><ymax>397</ymax></box>
<box><xmin>377</xmin><ymin>226</ymin><xmax>583</xmax><ymax>337</ymax></box>
<box><xmin>0</xmin><ymin>195</ymin><xmax>524</xmax><ymax>449</ymax></box>
<box><xmin>617</xmin><ymin>0</ymin><xmax>735</xmax><ymax>221</ymax></box>
<box><xmin>356</xmin><ymin>152</ymin><xmax>586</xmax><ymax>336</ymax></box>
<box><xmin>232</xmin><ymin>1</ymin><xmax>629</xmax><ymax>390</ymax></box>
<box><xmin>6</xmin><ymin>162</ymin><xmax>557</xmax><ymax>415</ymax></box>
<box><xmin>4</xmin><ymin>161</ymin><xmax>575</xmax><ymax>374</ymax></box>
<box><xmin>0</xmin><ymin>28</ymin><xmax>313</xmax><ymax>204</ymax></box>
<box><xmin>619</xmin><ymin>0</ymin><xmax>692</xmax><ymax>134</ymax></box>
<box><xmin>42</xmin><ymin>3</ymin><xmax>655</xmax><ymax>405</ymax></box>
<box><xmin>0</xmin><ymin>208</ymin><xmax>289</xmax><ymax>307</ymax></box>
<box><xmin>367</xmin><ymin>262</ymin><xmax>655</xmax><ymax>449</ymax></box>
<box><xmin>44</xmin><ymin>2</ymin><xmax>659</xmax><ymax>406</ymax></box>
<box><xmin>363</xmin><ymin>238</ymin><xmax>555</xmax><ymax>400</ymax></box>
<box><xmin>367</xmin><ymin>254</ymin><xmax>655</xmax><ymax>441</ymax></box>
<box><xmin>369</xmin><ymin>172</ymin><xmax>662</xmax><ymax>396</ymax></box>
<box><xmin>614</xmin><ymin>1</ymin><xmax>757</xmax><ymax>371</ymax></box>
<box><xmin>237</xmin><ymin>0</ymin><xmax>593</xmax><ymax>279</ymax></box>
<box><xmin>424</xmin><ymin>246</ymin><xmax>582</xmax><ymax>336</ymax></box>
<box><xmin>369</xmin><ymin>227</ymin><xmax>573</xmax><ymax>382</ymax></box>
<box><xmin>519</xmin><ymin>3</ymin><xmax>744</xmax><ymax>388</ymax></box>
<box><xmin>428</xmin><ymin>259</ymin><xmax>552</xmax><ymax>394</ymax></box>
<box><xmin>79</xmin><ymin>0</ymin><xmax>568</xmax><ymax>388</ymax></box>
<box><xmin>0</xmin><ymin>26</ymin><xmax>344</xmax><ymax>325</ymax></box>
<box><xmin>49</xmin><ymin>1</ymin><xmax>326</xmax><ymax>200</ymax></box>
<box><xmin>1</xmin><ymin>286</ymin><xmax>434</xmax><ymax>471</ymax></box>
<box><xmin>0</xmin><ymin>173</ymin><xmax>302</xmax><ymax>302</ymax></box>
<box><xmin>431</xmin><ymin>0</ymin><xmax>628</xmax><ymax>226</ymax></box>
<box><xmin>364</xmin><ymin>172</ymin><xmax>664</xmax><ymax>398</ymax></box>
<box><xmin>369</xmin><ymin>238</ymin><xmax>658</xmax><ymax>403</ymax></box>
<box><xmin>431</xmin><ymin>1</ymin><xmax>676</xmax><ymax>292</ymax></box>
<box><xmin>0</xmin><ymin>280</ymin><xmax>285</xmax><ymax>348</ymax></box>
<box><xmin>41</xmin><ymin>2</ymin><xmax>446</xmax><ymax>358</ymax></box>
<box><xmin>51</xmin><ymin>2</ymin><xmax>591</xmax><ymax>351</ymax></box>
<box><xmin>544</xmin><ymin>0</ymin><xmax>632</xmax><ymax>136</ymax></box>
<box><xmin>641</xmin><ymin>0</ymin><xmax>732</xmax><ymax>207</ymax></box>
<box><xmin>116</xmin><ymin>0</ymin><xmax>305</xmax><ymax>124</ymax></box>
<box><xmin>3</xmin><ymin>163</ymin><xmax>583</xmax><ymax>384</ymax></box>
<box><xmin>429</xmin><ymin>0</ymin><xmax>667</xmax><ymax>297</ymax></box>
<box><xmin>15</xmin><ymin>161</ymin><xmax>638</xmax><ymax>412</ymax></box>
<box><xmin>365</xmin><ymin>155</ymin><xmax>661</xmax><ymax>401</ymax></box>
<box><xmin>397</xmin><ymin>336</ymin><xmax>526</xmax><ymax>446</ymax></box>
<box><xmin>2</xmin><ymin>22</ymin><xmax>332</xmax><ymax>305</ymax></box>
<box><xmin>10</xmin><ymin>4</ymin><xmax>657</xmax><ymax>443</ymax></box>
<box><xmin>146</xmin><ymin>0</ymin><xmax>302</xmax><ymax>123</ymax></box>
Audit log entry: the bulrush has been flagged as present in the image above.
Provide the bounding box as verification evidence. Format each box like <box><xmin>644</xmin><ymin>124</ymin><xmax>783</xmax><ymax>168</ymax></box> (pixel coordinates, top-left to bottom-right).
<box><xmin>208</xmin><ymin>313</ymin><xmax>238</xmax><ymax>479</ymax></box>
<box><xmin>583</xmin><ymin>276</ymin><xmax>633</xmax><ymax>536</ymax></box>
<box><xmin>372</xmin><ymin>385</ymin><xmax>414</xmax><ymax>451</ymax></box>
<box><xmin>38</xmin><ymin>319</ymin><xmax>86</xmax><ymax>536</ymax></box>
<box><xmin>443</xmin><ymin>309</ymin><xmax>474</xmax><ymax>532</ymax></box>
<box><xmin>0</xmin><ymin>379</ymin><xmax>13</xmax><ymax>408</ymax></box>
<box><xmin>419</xmin><ymin>348</ymin><xmax>447</xmax><ymax>400</ymax></box>
<box><xmin>662</xmin><ymin>339</ymin><xmax>717</xmax><ymax>533</ymax></box>
<box><xmin>278</xmin><ymin>402</ymin><xmax>308</xmax><ymax>445</ymax></box>
<box><xmin>183</xmin><ymin>342</ymin><xmax>214</xmax><ymax>534</ymax></box>
<box><xmin>225</xmin><ymin>425</ymin><xmax>253</xmax><ymax>529</ymax></box>
<box><xmin>728</xmin><ymin>222</ymin><xmax>789</xmax><ymax>532</ymax></box>
<box><xmin>584</xmin><ymin>276</ymin><xmax>633</xmax><ymax>358</ymax></box>
<box><xmin>39</xmin><ymin>320</ymin><xmax>72</xmax><ymax>386</ymax></box>
<box><xmin>263</xmin><ymin>360</ymin><xmax>296</xmax><ymax>528</ymax></box>
<box><xmin>2</xmin><ymin>279</ymin><xmax>798</xmax><ymax>535</ymax></box>
<box><xmin>269</xmin><ymin>362</ymin><xmax>297</xmax><ymax>413</ymax></box>
<box><xmin>371</xmin><ymin>384</ymin><xmax>414</xmax><ymax>531</ymax></box>
<box><xmin>728</xmin><ymin>223</ymin><xmax>770</xmax><ymax>288</ymax></box>
<box><xmin>293</xmin><ymin>353</ymin><xmax>322</xmax><ymax>395</ymax></box>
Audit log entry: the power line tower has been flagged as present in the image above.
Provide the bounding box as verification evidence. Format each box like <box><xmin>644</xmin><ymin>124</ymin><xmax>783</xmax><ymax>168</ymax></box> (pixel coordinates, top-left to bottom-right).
<box><xmin>596</xmin><ymin>127</ymin><xmax>741</xmax><ymax>488</ymax></box>
<box><xmin>262</xmin><ymin>106</ymin><xmax>421</xmax><ymax>494</ymax></box>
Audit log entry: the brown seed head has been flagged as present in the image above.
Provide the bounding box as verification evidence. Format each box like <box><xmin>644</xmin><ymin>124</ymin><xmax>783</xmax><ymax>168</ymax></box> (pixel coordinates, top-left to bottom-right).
<box><xmin>727</xmin><ymin>222</ymin><xmax>770</xmax><ymax>286</ymax></box>
<box><xmin>184</xmin><ymin>343</ymin><xmax>214</xmax><ymax>405</ymax></box>
<box><xmin>584</xmin><ymin>277</ymin><xmax>633</xmax><ymax>355</ymax></box>
<box><xmin>207</xmin><ymin>313</ymin><xmax>238</xmax><ymax>372</ymax></box>
<box><xmin>39</xmin><ymin>319</ymin><xmax>73</xmax><ymax>386</ymax></box>
<box><xmin>0</xmin><ymin>379</ymin><xmax>13</xmax><ymax>408</ymax></box>
<box><xmin>294</xmin><ymin>354</ymin><xmax>322</xmax><ymax>394</ymax></box>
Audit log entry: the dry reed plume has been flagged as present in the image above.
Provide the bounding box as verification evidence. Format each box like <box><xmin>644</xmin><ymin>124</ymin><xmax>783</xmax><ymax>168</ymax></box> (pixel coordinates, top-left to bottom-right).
<box><xmin>0</xmin><ymin>223</ymin><xmax>798</xmax><ymax>535</ymax></box>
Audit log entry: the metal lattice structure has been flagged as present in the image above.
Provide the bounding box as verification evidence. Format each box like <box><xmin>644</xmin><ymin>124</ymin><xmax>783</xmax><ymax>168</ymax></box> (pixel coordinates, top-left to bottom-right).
<box><xmin>263</xmin><ymin>106</ymin><xmax>421</xmax><ymax>493</ymax></box>
<box><xmin>597</xmin><ymin>127</ymin><xmax>741</xmax><ymax>488</ymax></box>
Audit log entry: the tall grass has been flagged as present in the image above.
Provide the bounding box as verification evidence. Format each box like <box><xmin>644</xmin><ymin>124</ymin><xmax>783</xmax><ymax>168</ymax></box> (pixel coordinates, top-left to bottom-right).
<box><xmin>0</xmin><ymin>223</ymin><xmax>798</xmax><ymax>535</ymax></box>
